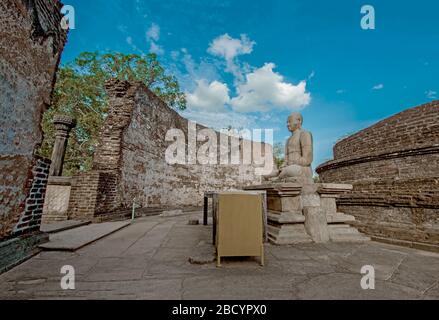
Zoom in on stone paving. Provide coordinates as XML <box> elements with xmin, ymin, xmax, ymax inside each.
<box><xmin>1</xmin><ymin>213</ymin><xmax>439</xmax><ymax>300</ymax></box>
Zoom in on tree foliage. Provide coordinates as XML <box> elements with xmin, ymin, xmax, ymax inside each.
<box><xmin>273</xmin><ymin>142</ymin><xmax>285</xmax><ymax>168</ymax></box>
<box><xmin>38</xmin><ymin>52</ymin><xmax>186</xmax><ymax>176</ymax></box>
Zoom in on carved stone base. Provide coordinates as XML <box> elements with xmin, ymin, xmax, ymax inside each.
<box><xmin>267</xmin><ymin>223</ymin><xmax>313</xmax><ymax>245</ymax></box>
<box><xmin>245</xmin><ymin>182</ymin><xmax>369</xmax><ymax>245</ymax></box>
<box><xmin>42</xmin><ymin>176</ymin><xmax>72</xmax><ymax>224</ymax></box>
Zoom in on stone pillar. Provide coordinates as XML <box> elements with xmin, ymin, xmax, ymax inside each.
<box><xmin>49</xmin><ymin>115</ymin><xmax>76</xmax><ymax>177</ymax></box>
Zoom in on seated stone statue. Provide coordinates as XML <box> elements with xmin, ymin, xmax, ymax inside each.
<box><xmin>265</xmin><ymin>112</ymin><xmax>314</xmax><ymax>183</ymax></box>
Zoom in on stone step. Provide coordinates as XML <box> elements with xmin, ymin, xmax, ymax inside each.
<box><xmin>39</xmin><ymin>221</ymin><xmax>131</xmax><ymax>251</ymax></box>
<box><xmin>267</xmin><ymin>224</ymin><xmax>307</xmax><ymax>236</ymax></box>
<box><xmin>267</xmin><ymin>224</ymin><xmax>313</xmax><ymax>245</ymax></box>
<box><xmin>328</xmin><ymin>225</ymin><xmax>360</xmax><ymax>236</ymax></box>
<box><xmin>267</xmin><ymin>210</ymin><xmax>305</xmax><ymax>224</ymax></box>
<box><xmin>40</xmin><ymin>220</ymin><xmax>91</xmax><ymax>234</ymax></box>
<box><xmin>268</xmin><ymin>234</ymin><xmax>313</xmax><ymax>245</ymax></box>
<box><xmin>328</xmin><ymin>225</ymin><xmax>370</xmax><ymax>242</ymax></box>
<box><xmin>329</xmin><ymin>233</ymin><xmax>371</xmax><ymax>243</ymax></box>
<box><xmin>41</xmin><ymin>214</ymin><xmax>68</xmax><ymax>223</ymax></box>
<box><xmin>326</xmin><ymin>213</ymin><xmax>356</xmax><ymax>224</ymax></box>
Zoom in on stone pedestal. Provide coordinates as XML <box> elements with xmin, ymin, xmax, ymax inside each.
<box><xmin>245</xmin><ymin>182</ymin><xmax>369</xmax><ymax>245</ymax></box>
<box><xmin>42</xmin><ymin>176</ymin><xmax>72</xmax><ymax>223</ymax></box>
<box><xmin>245</xmin><ymin>183</ymin><xmax>312</xmax><ymax>244</ymax></box>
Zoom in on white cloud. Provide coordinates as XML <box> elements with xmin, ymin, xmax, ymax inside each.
<box><xmin>230</xmin><ymin>63</ymin><xmax>311</xmax><ymax>112</ymax></box>
<box><xmin>426</xmin><ymin>90</ymin><xmax>437</xmax><ymax>99</ymax></box>
<box><xmin>336</xmin><ymin>89</ymin><xmax>346</xmax><ymax>94</ymax></box>
<box><xmin>117</xmin><ymin>25</ymin><xmax>128</xmax><ymax>33</ymax></box>
<box><xmin>208</xmin><ymin>34</ymin><xmax>255</xmax><ymax>81</ymax></box>
<box><xmin>372</xmin><ymin>84</ymin><xmax>384</xmax><ymax>90</ymax></box>
<box><xmin>208</xmin><ymin>33</ymin><xmax>255</xmax><ymax>60</ymax></box>
<box><xmin>179</xmin><ymin>109</ymin><xmax>258</xmax><ymax>131</ymax></box>
<box><xmin>171</xmin><ymin>50</ymin><xmax>180</xmax><ymax>61</ymax></box>
<box><xmin>146</xmin><ymin>23</ymin><xmax>160</xmax><ymax>42</ymax></box>
<box><xmin>168</xmin><ymin>49</ymin><xmax>222</xmax><ymax>93</ymax></box>
<box><xmin>145</xmin><ymin>23</ymin><xmax>164</xmax><ymax>55</ymax></box>
<box><xmin>149</xmin><ymin>42</ymin><xmax>164</xmax><ymax>55</ymax></box>
<box><xmin>186</xmin><ymin>80</ymin><xmax>230</xmax><ymax>112</ymax></box>
<box><xmin>125</xmin><ymin>36</ymin><xmax>146</xmax><ymax>56</ymax></box>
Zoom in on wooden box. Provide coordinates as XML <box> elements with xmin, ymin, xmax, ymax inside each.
<box><xmin>215</xmin><ymin>192</ymin><xmax>264</xmax><ymax>267</ymax></box>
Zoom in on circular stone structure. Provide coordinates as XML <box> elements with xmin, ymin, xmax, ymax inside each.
<box><xmin>316</xmin><ymin>101</ymin><xmax>439</xmax><ymax>251</ymax></box>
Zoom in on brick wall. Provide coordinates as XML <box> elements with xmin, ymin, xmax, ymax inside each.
<box><xmin>68</xmin><ymin>171</ymin><xmax>120</xmax><ymax>219</ymax></box>
<box><xmin>333</xmin><ymin>101</ymin><xmax>439</xmax><ymax>160</ymax></box>
<box><xmin>13</xmin><ymin>157</ymin><xmax>51</xmax><ymax>236</ymax></box>
<box><xmin>117</xmin><ymin>81</ymin><xmax>265</xmax><ymax>209</ymax></box>
<box><xmin>68</xmin><ymin>79</ymin><xmax>267</xmax><ymax>219</ymax></box>
<box><xmin>0</xmin><ymin>0</ymin><xmax>67</xmax><ymax>240</ymax></box>
<box><xmin>68</xmin><ymin>172</ymin><xmax>99</xmax><ymax>220</ymax></box>
<box><xmin>317</xmin><ymin>101</ymin><xmax>439</xmax><ymax>249</ymax></box>
<box><xmin>1</xmin><ymin>156</ymin><xmax>51</xmax><ymax>239</ymax></box>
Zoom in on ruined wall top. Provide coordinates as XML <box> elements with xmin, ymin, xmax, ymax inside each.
<box><xmin>331</xmin><ymin>101</ymin><xmax>439</xmax><ymax>161</ymax></box>
<box><xmin>0</xmin><ymin>0</ymin><xmax>68</xmax><ymax>157</ymax></box>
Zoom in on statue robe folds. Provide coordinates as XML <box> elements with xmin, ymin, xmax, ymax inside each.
<box><xmin>278</xmin><ymin>129</ymin><xmax>313</xmax><ymax>182</ymax></box>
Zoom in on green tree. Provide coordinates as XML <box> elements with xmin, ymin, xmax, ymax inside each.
<box><xmin>39</xmin><ymin>52</ymin><xmax>186</xmax><ymax>176</ymax></box>
<box><xmin>273</xmin><ymin>142</ymin><xmax>285</xmax><ymax>168</ymax></box>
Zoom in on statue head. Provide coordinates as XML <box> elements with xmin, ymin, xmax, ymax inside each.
<box><xmin>287</xmin><ymin>112</ymin><xmax>303</xmax><ymax>132</ymax></box>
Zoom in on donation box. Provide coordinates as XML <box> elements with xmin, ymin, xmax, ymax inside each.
<box><xmin>215</xmin><ymin>192</ymin><xmax>264</xmax><ymax>267</ymax></box>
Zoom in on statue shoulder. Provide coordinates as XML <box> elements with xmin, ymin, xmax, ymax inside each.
<box><xmin>300</xmin><ymin>129</ymin><xmax>313</xmax><ymax>144</ymax></box>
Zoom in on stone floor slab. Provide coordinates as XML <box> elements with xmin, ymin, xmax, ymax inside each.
<box><xmin>1</xmin><ymin>215</ymin><xmax>439</xmax><ymax>300</ymax></box>
<box><xmin>40</xmin><ymin>220</ymin><xmax>91</xmax><ymax>234</ymax></box>
<box><xmin>39</xmin><ymin>221</ymin><xmax>131</xmax><ymax>251</ymax></box>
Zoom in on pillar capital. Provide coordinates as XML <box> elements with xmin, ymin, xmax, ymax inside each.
<box><xmin>53</xmin><ymin>115</ymin><xmax>76</xmax><ymax>138</ymax></box>
<box><xmin>49</xmin><ymin>114</ymin><xmax>77</xmax><ymax>176</ymax></box>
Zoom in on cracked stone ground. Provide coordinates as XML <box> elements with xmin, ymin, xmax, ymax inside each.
<box><xmin>1</xmin><ymin>214</ymin><xmax>439</xmax><ymax>300</ymax></box>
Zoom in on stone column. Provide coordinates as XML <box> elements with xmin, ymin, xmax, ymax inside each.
<box><xmin>49</xmin><ymin>115</ymin><xmax>76</xmax><ymax>177</ymax></box>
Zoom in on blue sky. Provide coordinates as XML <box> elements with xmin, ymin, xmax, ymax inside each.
<box><xmin>62</xmin><ymin>0</ymin><xmax>439</xmax><ymax>169</ymax></box>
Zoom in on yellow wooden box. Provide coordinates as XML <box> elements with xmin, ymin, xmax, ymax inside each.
<box><xmin>215</xmin><ymin>192</ymin><xmax>264</xmax><ymax>267</ymax></box>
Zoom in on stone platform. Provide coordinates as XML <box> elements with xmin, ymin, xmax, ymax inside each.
<box><xmin>245</xmin><ymin>182</ymin><xmax>369</xmax><ymax>245</ymax></box>
<box><xmin>1</xmin><ymin>213</ymin><xmax>438</xmax><ymax>300</ymax></box>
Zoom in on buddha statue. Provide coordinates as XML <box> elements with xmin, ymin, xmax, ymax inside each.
<box><xmin>266</xmin><ymin>112</ymin><xmax>314</xmax><ymax>183</ymax></box>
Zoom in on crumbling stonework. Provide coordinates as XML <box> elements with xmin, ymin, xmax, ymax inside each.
<box><xmin>317</xmin><ymin>101</ymin><xmax>439</xmax><ymax>250</ymax></box>
<box><xmin>68</xmin><ymin>80</ymin><xmax>266</xmax><ymax>219</ymax></box>
<box><xmin>0</xmin><ymin>0</ymin><xmax>67</xmax><ymax>239</ymax></box>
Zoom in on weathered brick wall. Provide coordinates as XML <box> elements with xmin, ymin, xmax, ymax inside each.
<box><xmin>317</xmin><ymin>101</ymin><xmax>439</xmax><ymax>249</ymax></box>
<box><xmin>333</xmin><ymin>102</ymin><xmax>439</xmax><ymax>159</ymax></box>
<box><xmin>13</xmin><ymin>157</ymin><xmax>51</xmax><ymax>236</ymax></box>
<box><xmin>68</xmin><ymin>172</ymin><xmax>99</xmax><ymax>220</ymax></box>
<box><xmin>69</xmin><ymin>79</ymin><xmax>266</xmax><ymax>218</ymax></box>
<box><xmin>319</xmin><ymin>153</ymin><xmax>439</xmax><ymax>183</ymax></box>
<box><xmin>0</xmin><ymin>0</ymin><xmax>67</xmax><ymax>239</ymax></box>
<box><xmin>92</xmin><ymin>81</ymin><xmax>137</xmax><ymax>171</ymax></box>
<box><xmin>1</xmin><ymin>156</ymin><xmax>51</xmax><ymax>238</ymax></box>
<box><xmin>117</xmin><ymin>81</ymin><xmax>264</xmax><ymax>208</ymax></box>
